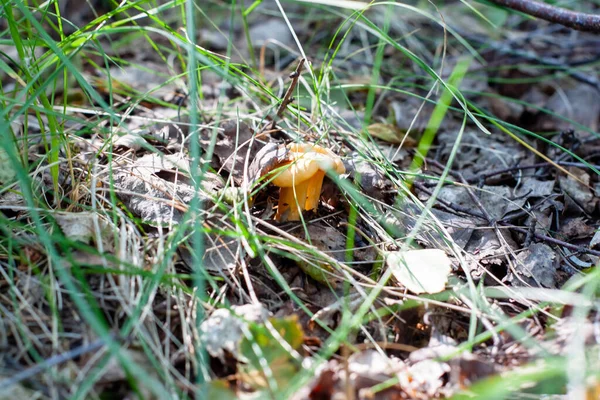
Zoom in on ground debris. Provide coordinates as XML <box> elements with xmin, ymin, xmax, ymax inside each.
<box><xmin>207</xmin><ymin>120</ymin><xmax>264</xmax><ymax>184</ymax></box>
<box><xmin>201</xmin><ymin>304</ymin><xmax>270</xmax><ymax>361</ymax></box>
<box><xmin>110</xmin><ymin>152</ymin><xmax>224</xmax><ymax>225</ymax></box>
<box><xmin>509</xmin><ymin>243</ymin><xmax>559</xmax><ymax>288</ymax></box>
<box><xmin>558</xmin><ymin>167</ymin><xmax>597</xmax><ymax>214</ymax></box>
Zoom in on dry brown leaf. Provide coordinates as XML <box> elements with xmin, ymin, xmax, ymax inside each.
<box><xmin>367</xmin><ymin>122</ymin><xmax>416</xmax><ymax>146</ymax></box>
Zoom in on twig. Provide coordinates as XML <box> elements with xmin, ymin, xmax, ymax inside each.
<box><xmin>507</xmin><ymin>225</ymin><xmax>600</xmax><ymax>257</ymax></box>
<box><xmin>428</xmin><ymin>160</ymin><xmax>496</xmax><ymax>222</ymax></box>
<box><xmin>421</xmin><ymin>161</ymin><xmax>600</xmax><ymax>188</ymax></box>
<box><xmin>413</xmin><ymin>181</ymin><xmax>487</xmax><ymax>221</ymax></box>
<box><xmin>489</xmin><ymin>0</ymin><xmax>600</xmax><ymax>33</ymax></box>
<box><xmin>413</xmin><ymin>170</ymin><xmax>600</xmax><ymax>258</ymax></box>
<box><xmin>0</xmin><ymin>335</ymin><xmax>116</xmax><ymax>390</ymax></box>
<box><xmin>452</xmin><ymin>25</ymin><xmax>600</xmax><ymax>91</ymax></box>
<box><xmin>267</xmin><ymin>58</ymin><xmax>306</xmax><ymax>132</ymax></box>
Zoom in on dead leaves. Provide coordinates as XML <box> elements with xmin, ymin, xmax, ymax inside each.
<box><xmin>292</xmin><ymin>346</ymin><xmax>497</xmax><ymax>400</ymax></box>
<box><xmin>111</xmin><ymin>152</ymin><xmax>224</xmax><ymax>226</ymax></box>
<box><xmin>201</xmin><ymin>304</ymin><xmax>270</xmax><ymax>361</ymax></box>
<box><xmin>6</xmin><ymin>2</ymin><xmax>600</xmax><ymax>399</ymax></box>
<box><xmin>209</xmin><ymin>120</ymin><xmax>263</xmax><ymax>184</ymax></box>
<box><xmin>55</xmin><ymin>211</ymin><xmax>114</xmax><ymax>251</ymax></box>
<box><xmin>510</xmin><ymin>243</ymin><xmax>558</xmax><ymax>287</ymax></box>
<box><xmin>559</xmin><ymin>166</ymin><xmax>597</xmax><ymax>214</ymax></box>
<box><xmin>201</xmin><ymin>304</ymin><xmax>305</xmax><ymax>396</ymax></box>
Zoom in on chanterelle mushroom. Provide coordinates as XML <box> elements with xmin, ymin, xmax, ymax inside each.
<box><xmin>270</xmin><ymin>143</ymin><xmax>345</xmax><ymax>221</ymax></box>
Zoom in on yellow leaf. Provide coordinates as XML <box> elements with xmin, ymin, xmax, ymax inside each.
<box><xmin>367</xmin><ymin>123</ymin><xmax>416</xmax><ymax>146</ymax></box>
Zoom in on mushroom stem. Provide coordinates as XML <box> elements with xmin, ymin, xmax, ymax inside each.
<box><xmin>304</xmin><ymin>170</ymin><xmax>325</xmax><ymax>212</ymax></box>
<box><xmin>276</xmin><ymin>179</ymin><xmax>310</xmax><ymax>221</ymax></box>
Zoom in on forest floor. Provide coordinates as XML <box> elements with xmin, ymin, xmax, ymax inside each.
<box><xmin>1</xmin><ymin>1</ymin><xmax>600</xmax><ymax>399</ymax></box>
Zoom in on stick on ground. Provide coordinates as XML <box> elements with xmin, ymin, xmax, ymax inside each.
<box><xmin>489</xmin><ymin>0</ymin><xmax>600</xmax><ymax>33</ymax></box>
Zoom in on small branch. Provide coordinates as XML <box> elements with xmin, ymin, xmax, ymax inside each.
<box><xmin>0</xmin><ymin>336</ymin><xmax>114</xmax><ymax>390</ymax></box>
<box><xmin>507</xmin><ymin>225</ymin><xmax>600</xmax><ymax>257</ymax></box>
<box><xmin>452</xmin><ymin>25</ymin><xmax>600</xmax><ymax>91</ymax></box>
<box><xmin>490</xmin><ymin>0</ymin><xmax>600</xmax><ymax>33</ymax></box>
<box><xmin>421</xmin><ymin>161</ymin><xmax>600</xmax><ymax>188</ymax></box>
<box><xmin>267</xmin><ymin>58</ymin><xmax>306</xmax><ymax>132</ymax></box>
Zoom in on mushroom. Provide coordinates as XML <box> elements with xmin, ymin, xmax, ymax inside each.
<box><xmin>270</xmin><ymin>143</ymin><xmax>345</xmax><ymax>221</ymax></box>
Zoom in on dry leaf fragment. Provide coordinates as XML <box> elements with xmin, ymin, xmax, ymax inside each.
<box><xmin>400</xmin><ymin>359</ymin><xmax>450</xmax><ymax>398</ymax></box>
<box><xmin>200</xmin><ymin>304</ymin><xmax>270</xmax><ymax>361</ymax></box>
<box><xmin>510</xmin><ymin>243</ymin><xmax>558</xmax><ymax>288</ymax></box>
<box><xmin>55</xmin><ymin>212</ymin><xmax>114</xmax><ymax>251</ymax></box>
<box><xmin>344</xmin><ymin>156</ymin><xmax>393</xmax><ymax>202</ymax></box>
<box><xmin>559</xmin><ymin>167</ymin><xmax>596</xmax><ymax>214</ymax></box>
<box><xmin>542</xmin><ymin>83</ymin><xmax>600</xmax><ymax>133</ymax></box>
<box><xmin>590</xmin><ymin>230</ymin><xmax>600</xmax><ymax>250</ymax></box>
<box><xmin>111</xmin><ymin>152</ymin><xmax>224</xmax><ymax>225</ymax></box>
<box><xmin>367</xmin><ymin>122</ymin><xmax>416</xmax><ymax>146</ymax></box>
<box><xmin>0</xmin><ymin>145</ymin><xmax>17</xmax><ymax>184</ymax></box>
<box><xmin>387</xmin><ymin>249</ymin><xmax>452</xmax><ymax>294</ymax></box>
<box><xmin>113</xmin><ymin>132</ymin><xmax>148</xmax><ymax>151</ymax></box>
<box><xmin>210</xmin><ymin>120</ymin><xmax>262</xmax><ymax>183</ymax></box>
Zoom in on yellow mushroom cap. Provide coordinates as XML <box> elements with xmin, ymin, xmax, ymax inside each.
<box><xmin>271</xmin><ymin>143</ymin><xmax>345</xmax><ymax>187</ymax></box>
<box><xmin>271</xmin><ymin>143</ymin><xmax>345</xmax><ymax>221</ymax></box>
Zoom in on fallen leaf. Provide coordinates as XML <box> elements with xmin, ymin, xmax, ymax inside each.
<box><xmin>179</xmin><ymin>227</ymin><xmax>241</xmax><ymax>273</ymax></box>
<box><xmin>558</xmin><ymin>217</ymin><xmax>595</xmax><ymax>240</ymax></box>
<box><xmin>111</xmin><ymin>153</ymin><xmax>224</xmax><ymax>225</ymax></box>
<box><xmin>55</xmin><ymin>212</ymin><xmax>114</xmax><ymax>251</ymax></box>
<box><xmin>291</xmin><ymin>351</ymin><xmax>406</xmax><ymax>400</ymax></box>
<box><xmin>387</xmin><ymin>249</ymin><xmax>452</xmax><ymax>294</ymax></box>
<box><xmin>464</xmin><ymin>228</ymin><xmax>518</xmax><ymax>269</ymax></box>
<box><xmin>344</xmin><ymin>156</ymin><xmax>393</xmax><ymax>202</ymax></box>
<box><xmin>209</xmin><ymin>120</ymin><xmax>263</xmax><ymax>184</ymax></box>
<box><xmin>431</xmin><ymin>210</ymin><xmax>476</xmax><ymax>249</ymax></box>
<box><xmin>505</xmin><ymin>178</ymin><xmax>555</xmax><ymax>213</ymax></box>
<box><xmin>400</xmin><ymin>359</ymin><xmax>450</xmax><ymax>399</ymax></box>
<box><xmin>541</xmin><ymin>83</ymin><xmax>600</xmax><ymax>133</ymax></box>
<box><xmin>306</xmin><ymin>369</ymin><xmax>336</xmax><ymax>400</ymax></box>
<box><xmin>590</xmin><ymin>230</ymin><xmax>600</xmax><ymax>250</ymax></box>
<box><xmin>0</xmin><ymin>187</ymin><xmax>24</xmax><ymax>212</ymax></box>
<box><xmin>200</xmin><ymin>304</ymin><xmax>270</xmax><ymax>361</ymax></box>
<box><xmin>0</xmin><ymin>145</ymin><xmax>17</xmax><ymax>184</ymax></box>
<box><xmin>437</xmin><ymin>129</ymin><xmax>525</xmax><ymax>181</ymax></box>
<box><xmin>247</xmin><ymin>143</ymin><xmax>288</xmax><ymax>187</ymax></box>
<box><xmin>289</xmin><ymin>222</ymin><xmax>378</xmax><ymax>286</ymax></box>
<box><xmin>113</xmin><ymin>132</ymin><xmax>148</xmax><ymax>151</ymax></box>
<box><xmin>510</xmin><ymin>243</ymin><xmax>558</xmax><ymax>288</ymax></box>
<box><xmin>436</xmin><ymin>185</ymin><xmax>512</xmax><ymax>220</ymax></box>
<box><xmin>367</xmin><ymin>122</ymin><xmax>415</xmax><ymax>145</ymax></box>
<box><xmin>239</xmin><ymin>315</ymin><xmax>304</xmax><ymax>391</ymax></box>
<box><xmin>559</xmin><ymin>167</ymin><xmax>596</xmax><ymax>214</ymax></box>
